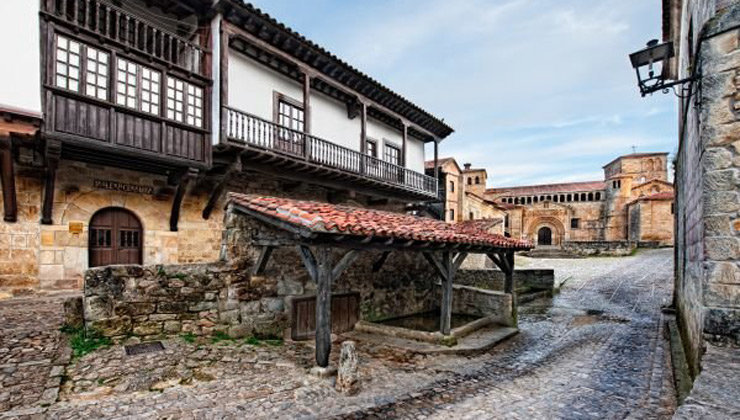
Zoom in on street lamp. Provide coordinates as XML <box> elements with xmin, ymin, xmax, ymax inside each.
<box><xmin>629</xmin><ymin>39</ymin><xmax>697</xmax><ymax>97</ymax></box>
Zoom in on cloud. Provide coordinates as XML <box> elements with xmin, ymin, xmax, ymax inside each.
<box><xmin>252</xmin><ymin>0</ymin><xmax>678</xmax><ymax>187</ymax></box>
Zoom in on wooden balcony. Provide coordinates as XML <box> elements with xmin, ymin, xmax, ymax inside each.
<box><xmin>41</xmin><ymin>0</ymin><xmax>208</xmax><ymax>78</ymax></box>
<box><xmin>224</xmin><ymin>107</ymin><xmax>438</xmax><ymax>200</ymax></box>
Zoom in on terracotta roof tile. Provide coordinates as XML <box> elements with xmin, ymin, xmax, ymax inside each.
<box><xmin>228</xmin><ymin>194</ymin><xmax>531</xmax><ymax>250</ymax></box>
<box><xmin>627</xmin><ymin>192</ymin><xmax>675</xmax><ymax>206</ymax></box>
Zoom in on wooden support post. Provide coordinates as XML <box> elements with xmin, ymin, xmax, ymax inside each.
<box><xmin>170</xmin><ymin>168</ymin><xmax>198</xmax><ymax>232</ymax></box>
<box><xmin>297</xmin><ymin>246</ymin><xmax>360</xmax><ymax>368</ymax></box>
<box><xmin>0</xmin><ymin>137</ymin><xmax>17</xmax><ymax>222</ymax></box>
<box><xmin>433</xmin><ymin>139</ymin><xmax>439</xmax><ymax>199</ymax></box>
<box><xmin>359</xmin><ymin>101</ymin><xmax>367</xmax><ymax>174</ymax></box>
<box><xmin>41</xmin><ymin>140</ymin><xmax>61</xmax><ymax>225</ymax></box>
<box><xmin>252</xmin><ymin>245</ymin><xmax>274</xmax><ymax>275</ymax></box>
<box><xmin>423</xmin><ymin>251</ymin><xmax>467</xmax><ymax>335</ymax></box>
<box><xmin>487</xmin><ymin>250</ymin><xmax>517</xmax><ymax>323</ymax></box>
<box><xmin>302</xmin><ymin>73</ymin><xmax>311</xmax><ymax>134</ymax></box>
<box><xmin>401</xmin><ymin>123</ymin><xmax>408</xmax><ymax>167</ymax></box>
<box><xmin>314</xmin><ymin>246</ymin><xmax>333</xmax><ymax>368</ymax></box>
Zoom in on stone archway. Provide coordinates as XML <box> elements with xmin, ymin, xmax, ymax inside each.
<box><xmin>525</xmin><ymin>217</ymin><xmax>567</xmax><ymax>247</ymax></box>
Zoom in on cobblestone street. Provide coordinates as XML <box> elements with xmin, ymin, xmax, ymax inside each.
<box><xmin>0</xmin><ymin>249</ymin><xmax>676</xmax><ymax>419</ymax></box>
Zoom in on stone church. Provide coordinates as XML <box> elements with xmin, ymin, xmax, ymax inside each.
<box><xmin>486</xmin><ymin>153</ymin><xmax>675</xmax><ymax>254</ymax></box>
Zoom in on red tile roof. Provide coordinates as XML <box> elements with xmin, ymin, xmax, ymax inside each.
<box><xmin>228</xmin><ymin>194</ymin><xmax>531</xmax><ymax>250</ymax></box>
<box><xmin>424</xmin><ymin>157</ymin><xmax>457</xmax><ymax>170</ymax></box>
<box><xmin>627</xmin><ymin>192</ymin><xmax>675</xmax><ymax>206</ymax></box>
<box><xmin>487</xmin><ymin>180</ymin><xmax>606</xmax><ymax>196</ymax></box>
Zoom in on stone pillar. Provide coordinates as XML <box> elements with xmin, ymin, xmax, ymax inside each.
<box><xmin>336</xmin><ymin>341</ymin><xmax>360</xmax><ymax>394</ymax></box>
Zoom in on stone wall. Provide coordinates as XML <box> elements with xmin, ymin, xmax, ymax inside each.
<box><xmin>562</xmin><ymin>240</ymin><xmax>636</xmax><ymax>256</ymax></box>
<box><xmin>455</xmin><ymin>268</ymin><xmax>554</xmax><ymax>293</ymax></box>
<box><xmin>449</xmin><ymin>284</ymin><xmax>514</xmax><ymax>326</ymax></box>
<box><xmin>673</xmin><ymin>1</ymin><xmax>740</xmax><ymax>376</ymax></box>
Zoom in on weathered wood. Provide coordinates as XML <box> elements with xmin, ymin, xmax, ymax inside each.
<box><xmin>0</xmin><ymin>137</ymin><xmax>17</xmax><ymax>222</ymax></box>
<box><xmin>439</xmin><ymin>251</ymin><xmax>453</xmax><ymax>335</ymax></box>
<box><xmin>252</xmin><ymin>245</ymin><xmax>274</xmax><ymax>275</ymax></box>
<box><xmin>314</xmin><ymin>246</ymin><xmax>333</xmax><ymax>368</ymax></box>
<box><xmin>303</xmin><ymin>72</ymin><xmax>311</xmax><ymax>134</ymax></box>
<box><xmin>41</xmin><ymin>140</ymin><xmax>61</xmax><ymax>225</ymax></box>
<box><xmin>331</xmin><ymin>249</ymin><xmax>359</xmax><ymax>281</ymax></box>
<box><xmin>372</xmin><ymin>251</ymin><xmax>391</xmax><ymax>272</ymax></box>
<box><xmin>297</xmin><ymin>245</ymin><xmax>318</xmax><ymax>281</ymax></box>
<box><xmin>401</xmin><ymin>123</ymin><xmax>407</xmax><ymax>167</ymax></box>
<box><xmin>169</xmin><ymin>168</ymin><xmax>198</xmax><ymax>231</ymax></box>
<box><xmin>452</xmin><ymin>252</ymin><xmax>468</xmax><ymax>276</ymax></box>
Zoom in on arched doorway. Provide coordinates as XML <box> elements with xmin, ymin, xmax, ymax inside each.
<box><xmin>537</xmin><ymin>227</ymin><xmax>552</xmax><ymax>246</ymax></box>
<box><xmin>89</xmin><ymin>208</ymin><xmax>143</xmax><ymax>267</ymax></box>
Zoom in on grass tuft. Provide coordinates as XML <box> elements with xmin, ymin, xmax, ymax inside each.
<box><xmin>180</xmin><ymin>332</ymin><xmax>197</xmax><ymax>343</ymax></box>
<box><xmin>211</xmin><ymin>331</ymin><xmax>234</xmax><ymax>344</ymax></box>
<box><xmin>60</xmin><ymin>325</ymin><xmax>112</xmax><ymax>358</ymax></box>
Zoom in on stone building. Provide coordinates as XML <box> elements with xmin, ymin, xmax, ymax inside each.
<box><xmin>424</xmin><ymin>157</ymin><xmax>507</xmax><ymax>228</ymax></box>
<box><xmin>658</xmin><ymin>0</ymin><xmax>740</xmax><ymax>379</ymax></box>
<box><xmin>0</xmin><ymin>0</ymin><xmax>453</xmax><ymax>295</ymax></box>
<box><xmin>486</xmin><ymin>153</ymin><xmax>675</xmax><ymax>253</ymax></box>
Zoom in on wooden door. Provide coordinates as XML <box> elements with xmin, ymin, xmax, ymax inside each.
<box><xmin>89</xmin><ymin>208</ymin><xmax>143</xmax><ymax>267</ymax></box>
<box><xmin>291</xmin><ymin>293</ymin><xmax>360</xmax><ymax>341</ymax></box>
<box><xmin>537</xmin><ymin>227</ymin><xmax>552</xmax><ymax>246</ymax></box>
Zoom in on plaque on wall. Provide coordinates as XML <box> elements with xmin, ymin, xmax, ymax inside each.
<box><xmin>69</xmin><ymin>221</ymin><xmax>84</xmax><ymax>234</ymax></box>
<box><xmin>93</xmin><ymin>179</ymin><xmax>154</xmax><ymax>195</ymax></box>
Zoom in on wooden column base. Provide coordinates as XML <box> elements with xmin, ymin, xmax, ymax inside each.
<box><xmin>0</xmin><ymin>137</ymin><xmax>17</xmax><ymax>222</ymax></box>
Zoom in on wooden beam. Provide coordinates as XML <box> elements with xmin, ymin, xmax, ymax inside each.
<box><xmin>41</xmin><ymin>140</ymin><xmax>61</xmax><ymax>225</ymax></box>
<box><xmin>372</xmin><ymin>251</ymin><xmax>391</xmax><ymax>272</ymax></box>
<box><xmin>0</xmin><ymin>137</ymin><xmax>17</xmax><ymax>222</ymax></box>
<box><xmin>169</xmin><ymin>168</ymin><xmax>198</xmax><ymax>231</ymax></box>
<box><xmin>401</xmin><ymin>122</ymin><xmax>408</xmax><ymax>167</ymax></box>
<box><xmin>452</xmin><ymin>252</ymin><xmax>468</xmax><ymax>276</ymax></box>
<box><xmin>331</xmin><ymin>249</ymin><xmax>359</xmax><ymax>281</ymax></box>
<box><xmin>202</xmin><ymin>157</ymin><xmax>242</xmax><ymax>220</ymax></box>
<box><xmin>252</xmin><ymin>245</ymin><xmax>274</xmax><ymax>275</ymax></box>
<box><xmin>297</xmin><ymin>245</ymin><xmax>318</xmax><ymax>281</ymax></box>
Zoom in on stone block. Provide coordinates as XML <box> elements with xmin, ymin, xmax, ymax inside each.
<box><xmin>336</xmin><ymin>341</ymin><xmax>360</xmax><ymax>395</ymax></box>
<box><xmin>84</xmin><ymin>295</ymin><xmax>112</xmax><ymax>320</ymax></box>
<box><xmin>90</xmin><ymin>317</ymin><xmax>132</xmax><ymax>337</ymax></box>
<box><xmin>163</xmin><ymin>321</ymin><xmax>182</xmax><ymax>334</ymax></box>
<box><xmin>189</xmin><ymin>301</ymin><xmax>217</xmax><ymax>312</ymax></box>
<box><xmin>704</xmin><ymin>169</ymin><xmax>737</xmax><ymax>191</ymax></box>
<box><xmin>261</xmin><ymin>297</ymin><xmax>285</xmax><ymax>313</ymax></box>
<box><xmin>240</xmin><ymin>300</ymin><xmax>261</xmax><ymax>315</ymax></box>
<box><xmin>706</xmin><ymin>262</ymin><xmax>740</xmax><ymax>285</ymax></box>
<box><xmin>219</xmin><ymin>309</ymin><xmax>240</xmax><ymax>325</ymax></box>
<box><xmin>703</xmin><ymin>191</ymin><xmax>739</xmax><ymax>215</ymax></box>
<box><xmin>157</xmin><ymin>302</ymin><xmax>188</xmax><ymax>313</ymax></box>
<box><xmin>149</xmin><ymin>313</ymin><xmax>178</xmax><ymax>321</ymax></box>
<box><xmin>704</xmin><ymin>282</ymin><xmax>740</xmax><ymax>307</ymax></box>
<box><xmin>705</xmin><ymin>237</ymin><xmax>740</xmax><ymax>261</ymax></box>
<box><xmin>63</xmin><ymin>296</ymin><xmax>84</xmax><ymax>328</ymax></box>
<box><xmin>227</xmin><ymin>323</ymin><xmax>253</xmax><ymax>338</ymax></box>
<box><xmin>133</xmin><ymin>321</ymin><xmax>163</xmax><ymax>336</ymax></box>
<box><xmin>704</xmin><ymin>216</ymin><xmax>732</xmax><ymax>237</ymax></box>
<box><xmin>703</xmin><ymin>147</ymin><xmax>733</xmax><ymax>170</ymax></box>
<box><xmin>277</xmin><ymin>278</ymin><xmax>304</xmax><ymax>296</ymax></box>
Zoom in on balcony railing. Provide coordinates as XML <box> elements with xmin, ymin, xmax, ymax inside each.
<box><xmin>226</xmin><ymin>107</ymin><xmax>438</xmax><ymax>197</ymax></box>
<box><xmin>42</xmin><ymin>0</ymin><xmax>207</xmax><ymax>76</ymax></box>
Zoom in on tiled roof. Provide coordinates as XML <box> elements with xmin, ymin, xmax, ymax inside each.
<box><xmin>627</xmin><ymin>192</ymin><xmax>675</xmax><ymax>206</ymax></box>
<box><xmin>487</xmin><ymin>181</ymin><xmax>606</xmax><ymax>196</ymax></box>
<box><xmin>424</xmin><ymin>157</ymin><xmax>457</xmax><ymax>170</ymax></box>
<box><xmin>228</xmin><ymin>194</ymin><xmax>531</xmax><ymax>250</ymax></box>
<box><xmin>631</xmin><ymin>178</ymin><xmax>674</xmax><ymax>190</ymax></box>
<box><xmin>457</xmin><ymin>218</ymin><xmax>503</xmax><ymax>233</ymax></box>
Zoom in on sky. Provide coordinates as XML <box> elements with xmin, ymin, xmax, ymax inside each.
<box><xmin>251</xmin><ymin>0</ymin><xmax>677</xmax><ymax>187</ymax></box>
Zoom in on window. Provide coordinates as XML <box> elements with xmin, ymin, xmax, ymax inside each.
<box><xmin>469</xmin><ymin>212</ymin><xmax>474</xmax><ymax>220</ymax></box>
<box><xmin>449</xmin><ymin>209</ymin><xmax>455</xmax><ymax>221</ymax></box>
<box><xmin>167</xmin><ymin>77</ymin><xmax>203</xmax><ymax>127</ymax></box>
<box><xmin>571</xmin><ymin>218</ymin><xmax>580</xmax><ymax>229</ymax></box>
<box><xmin>116</xmin><ymin>59</ymin><xmax>138</xmax><ymax>109</ymax></box>
<box><xmin>55</xmin><ymin>36</ymin><xmax>81</xmax><ymax>92</ymax></box>
<box><xmin>449</xmin><ymin>180</ymin><xmax>455</xmax><ymax>192</ymax></box>
<box><xmin>475</xmin><ymin>176</ymin><xmax>480</xmax><ymax>184</ymax></box>
<box><xmin>85</xmin><ymin>46</ymin><xmax>109</xmax><ymax>101</ymax></box>
<box><xmin>595</xmin><ymin>192</ymin><xmax>601</xmax><ymax>200</ymax></box>
<box><xmin>384</xmin><ymin>144</ymin><xmax>401</xmax><ymax>166</ymax></box>
<box><xmin>504</xmin><ymin>215</ymin><xmax>509</xmax><ymax>228</ymax></box>
<box><xmin>366</xmin><ymin>139</ymin><xmax>377</xmax><ymax>158</ymax></box>
<box><xmin>117</xmin><ymin>58</ymin><xmax>161</xmax><ymax>116</ymax></box>
<box><xmin>57</xmin><ymin>36</ymin><xmax>110</xmax><ymax>101</ymax></box>
<box><xmin>468</xmin><ymin>177</ymin><xmax>472</xmax><ymax>185</ymax></box>
<box><xmin>276</xmin><ymin>96</ymin><xmax>304</xmax><ymax>132</ymax></box>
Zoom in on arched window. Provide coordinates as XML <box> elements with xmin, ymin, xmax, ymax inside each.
<box><xmin>449</xmin><ymin>181</ymin><xmax>455</xmax><ymax>192</ymax></box>
<box><xmin>469</xmin><ymin>212</ymin><xmax>474</xmax><ymax>220</ymax></box>
<box><xmin>595</xmin><ymin>192</ymin><xmax>601</xmax><ymax>200</ymax></box>
<box><xmin>534</xmin><ymin>196</ymin><xmax>539</xmax><ymax>203</ymax></box>
<box><xmin>567</xmin><ymin>194</ymin><xmax>572</xmax><ymax>202</ymax></box>
<box><xmin>546</xmin><ymin>195</ymin><xmax>552</xmax><ymax>201</ymax></box>
<box><xmin>588</xmin><ymin>193</ymin><xmax>593</xmax><ymax>201</ymax></box>
<box><xmin>527</xmin><ymin>196</ymin><xmax>532</xmax><ymax>204</ymax></box>
<box><xmin>560</xmin><ymin>194</ymin><xmax>565</xmax><ymax>202</ymax></box>
<box><xmin>574</xmin><ymin>194</ymin><xmax>579</xmax><ymax>202</ymax></box>
<box><xmin>553</xmin><ymin>195</ymin><xmax>558</xmax><ymax>202</ymax></box>
<box><xmin>514</xmin><ymin>197</ymin><xmax>520</xmax><ymax>204</ymax></box>
<box><xmin>475</xmin><ymin>176</ymin><xmax>480</xmax><ymax>184</ymax></box>
<box><xmin>581</xmin><ymin>193</ymin><xmax>587</xmax><ymax>201</ymax></box>
<box><xmin>468</xmin><ymin>177</ymin><xmax>472</xmax><ymax>185</ymax></box>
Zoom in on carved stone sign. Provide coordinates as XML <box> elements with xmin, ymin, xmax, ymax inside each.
<box><xmin>93</xmin><ymin>179</ymin><xmax>153</xmax><ymax>195</ymax></box>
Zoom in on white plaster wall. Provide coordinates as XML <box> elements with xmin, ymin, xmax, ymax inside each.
<box><xmin>310</xmin><ymin>90</ymin><xmax>361</xmax><ymax>151</ymax></box>
<box><xmin>228</xmin><ymin>50</ymin><xmax>303</xmax><ymax>122</ymax></box>
<box><xmin>0</xmin><ymin>1</ymin><xmax>41</xmax><ymax>113</ymax></box>
<box><xmin>405</xmin><ymin>137</ymin><xmax>425</xmax><ymax>173</ymax></box>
